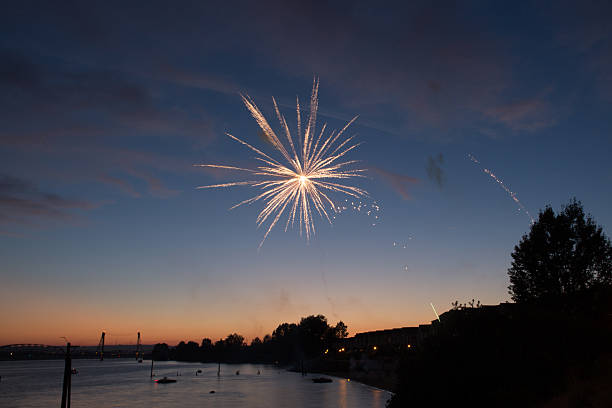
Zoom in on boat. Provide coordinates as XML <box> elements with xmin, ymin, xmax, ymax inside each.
<box><xmin>71</xmin><ymin>368</ymin><xmax>78</xmax><ymax>375</ymax></box>
<box><xmin>312</xmin><ymin>377</ymin><xmax>332</xmax><ymax>383</ymax></box>
<box><xmin>155</xmin><ymin>377</ymin><xmax>177</xmax><ymax>384</ymax></box>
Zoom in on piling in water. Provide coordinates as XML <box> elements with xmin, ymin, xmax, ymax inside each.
<box><xmin>60</xmin><ymin>343</ymin><xmax>71</xmax><ymax>408</ymax></box>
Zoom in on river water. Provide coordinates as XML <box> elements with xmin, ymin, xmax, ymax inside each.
<box><xmin>0</xmin><ymin>360</ymin><xmax>392</xmax><ymax>407</ymax></box>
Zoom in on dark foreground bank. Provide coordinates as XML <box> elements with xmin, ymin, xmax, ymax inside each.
<box><xmin>387</xmin><ymin>287</ymin><xmax>612</xmax><ymax>407</ymax></box>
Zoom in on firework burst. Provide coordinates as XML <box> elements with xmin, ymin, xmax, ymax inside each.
<box><xmin>195</xmin><ymin>79</ymin><xmax>368</xmax><ymax>247</ymax></box>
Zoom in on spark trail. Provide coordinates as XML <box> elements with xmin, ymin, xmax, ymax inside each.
<box><xmin>195</xmin><ymin>79</ymin><xmax>367</xmax><ymax>247</ymax></box>
<box><xmin>468</xmin><ymin>154</ymin><xmax>534</xmax><ymax>224</ymax></box>
<box><xmin>430</xmin><ymin>302</ymin><xmax>441</xmax><ymax>322</ymax></box>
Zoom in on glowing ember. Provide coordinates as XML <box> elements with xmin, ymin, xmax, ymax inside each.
<box><xmin>196</xmin><ymin>79</ymin><xmax>367</xmax><ymax>247</ymax></box>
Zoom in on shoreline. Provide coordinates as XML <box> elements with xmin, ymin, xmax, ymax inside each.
<box><xmin>289</xmin><ymin>368</ymin><xmax>395</xmax><ymax>393</ymax></box>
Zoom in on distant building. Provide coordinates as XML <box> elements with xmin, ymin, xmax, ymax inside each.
<box><xmin>341</xmin><ymin>303</ymin><xmax>516</xmax><ymax>353</ymax></box>
<box><xmin>342</xmin><ymin>323</ymin><xmax>437</xmax><ymax>352</ymax></box>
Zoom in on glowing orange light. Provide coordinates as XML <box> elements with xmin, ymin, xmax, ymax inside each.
<box><xmin>407</xmin><ymin>344</ymin><xmax>411</xmax><ymax>348</ymax></box>
<box><xmin>373</xmin><ymin>346</ymin><xmax>377</xmax><ymax>351</ymax></box>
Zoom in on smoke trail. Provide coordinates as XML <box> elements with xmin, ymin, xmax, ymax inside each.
<box><xmin>321</xmin><ymin>270</ymin><xmax>339</xmax><ymax>320</ymax></box>
<box><xmin>468</xmin><ymin>153</ymin><xmax>534</xmax><ymax>224</ymax></box>
<box><xmin>426</xmin><ymin>153</ymin><xmax>445</xmax><ymax>188</ymax></box>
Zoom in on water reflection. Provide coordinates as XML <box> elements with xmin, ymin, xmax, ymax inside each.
<box><xmin>337</xmin><ymin>376</ymin><xmax>347</xmax><ymax>408</ymax></box>
<box><xmin>0</xmin><ymin>360</ymin><xmax>392</xmax><ymax>408</ymax></box>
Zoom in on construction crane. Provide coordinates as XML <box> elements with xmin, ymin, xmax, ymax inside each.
<box><xmin>96</xmin><ymin>332</ymin><xmax>105</xmax><ymax>361</ymax></box>
<box><xmin>136</xmin><ymin>332</ymin><xmax>143</xmax><ymax>363</ymax></box>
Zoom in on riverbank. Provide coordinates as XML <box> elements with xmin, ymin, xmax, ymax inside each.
<box><xmin>289</xmin><ymin>358</ymin><xmax>397</xmax><ymax>392</ymax></box>
<box><xmin>310</xmin><ymin>369</ymin><xmax>395</xmax><ymax>392</ymax></box>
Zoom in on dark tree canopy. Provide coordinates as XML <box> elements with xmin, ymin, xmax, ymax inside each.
<box><xmin>508</xmin><ymin>199</ymin><xmax>612</xmax><ymax>302</ymax></box>
<box><xmin>171</xmin><ymin>314</ymin><xmax>349</xmax><ymax>364</ymax></box>
<box><xmin>152</xmin><ymin>343</ymin><xmax>169</xmax><ymax>360</ymax></box>
<box><xmin>298</xmin><ymin>314</ymin><xmax>329</xmax><ymax>357</ymax></box>
<box><xmin>334</xmin><ymin>321</ymin><xmax>349</xmax><ymax>339</ymax></box>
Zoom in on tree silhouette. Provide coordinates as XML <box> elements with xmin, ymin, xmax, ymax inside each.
<box><xmin>298</xmin><ymin>315</ymin><xmax>329</xmax><ymax>358</ymax></box>
<box><xmin>333</xmin><ymin>321</ymin><xmax>349</xmax><ymax>338</ymax></box>
<box><xmin>508</xmin><ymin>198</ymin><xmax>612</xmax><ymax>302</ymax></box>
<box><xmin>152</xmin><ymin>343</ymin><xmax>169</xmax><ymax>360</ymax></box>
<box><xmin>272</xmin><ymin>322</ymin><xmax>299</xmax><ymax>363</ymax></box>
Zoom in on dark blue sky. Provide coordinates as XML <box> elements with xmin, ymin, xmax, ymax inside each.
<box><xmin>2</xmin><ymin>1</ymin><xmax>612</xmax><ymax>345</ymax></box>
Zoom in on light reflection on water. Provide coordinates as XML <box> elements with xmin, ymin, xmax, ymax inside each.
<box><xmin>0</xmin><ymin>360</ymin><xmax>392</xmax><ymax>407</ymax></box>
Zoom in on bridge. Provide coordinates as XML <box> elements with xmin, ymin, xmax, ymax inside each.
<box><xmin>0</xmin><ymin>344</ymin><xmax>72</xmax><ymax>350</ymax></box>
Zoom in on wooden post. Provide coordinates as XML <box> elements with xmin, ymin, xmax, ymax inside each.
<box><xmin>60</xmin><ymin>342</ymin><xmax>71</xmax><ymax>408</ymax></box>
<box><xmin>150</xmin><ymin>358</ymin><xmax>154</xmax><ymax>378</ymax></box>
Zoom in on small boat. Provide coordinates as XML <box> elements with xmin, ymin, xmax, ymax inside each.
<box><xmin>155</xmin><ymin>377</ymin><xmax>177</xmax><ymax>384</ymax></box>
<box><xmin>312</xmin><ymin>377</ymin><xmax>332</xmax><ymax>383</ymax></box>
<box><xmin>71</xmin><ymin>368</ymin><xmax>78</xmax><ymax>375</ymax></box>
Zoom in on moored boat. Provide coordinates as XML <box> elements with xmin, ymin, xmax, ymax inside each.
<box><xmin>155</xmin><ymin>377</ymin><xmax>177</xmax><ymax>384</ymax></box>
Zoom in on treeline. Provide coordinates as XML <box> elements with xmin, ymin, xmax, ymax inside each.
<box><xmin>152</xmin><ymin>314</ymin><xmax>348</xmax><ymax>365</ymax></box>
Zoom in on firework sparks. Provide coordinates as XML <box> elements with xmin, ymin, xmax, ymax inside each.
<box><xmin>468</xmin><ymin>153</ymin><xmax>534</xmax><ymax>224</ymax></box>
<box><xmin>196</xmin><ymin>79</ymin><xmax>367</xmax><ymax>247</ymax></box>
<box><xmin>430</xmin><ymin>302</ymin><xmax>441</xmax><ymax>322</ymax></box>
<box><xmin>332</xmin><ymin>198</ymin><xmax>381</xmax><ymax>226</ymax></box>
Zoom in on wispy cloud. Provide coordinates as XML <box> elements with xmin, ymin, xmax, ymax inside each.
<box><xmin>0</xmin><ymin>229</ymin><xmax>26</xmax><ymax>237</ymax></box>
<box><xmin>97</xmin><ymin>174</ymin><xmax>141</xmax><ymax>198</ymax></box>
<box><xmin>66</xmin><ymin>147</ymin><xmax>187</xmax><ymax>199</ymax></box>
<box><xmin>125</xmin><ymin>169</ymin><xmax>180</xmax><ymax>198</ymax></box>
<box><xmin>370</xmin><ymin>167</ymin><xmax>418</xmax><ymax>200</ymax></box>
<box><xmin>484</xmin><ymin>97</ymin><xmax>555</xmax><ymax>132</ymax></box>
<box><xmin>0</xmin><ymin>49</ymin><xmax>215</xmax><ymax>148</ymax></box>
<box><xmin>0</xmin><ymin>173</ymin><xmax>100</xmax><ymax>226</ymax></box>
<box><xmin>155</xmin><ymin>64</ymin><xmax>240</xmax><ymax>95</ymax></box>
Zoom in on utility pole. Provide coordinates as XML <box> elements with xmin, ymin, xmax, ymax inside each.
<box><xmin>136</xmin><ymin>332</ymin><xmax>142</xmax><ymax>362</ymax></box>
<box><xmin>60</xmin><ymin>342</ymin><xmax>71</xmax><ymax>408</ymax></box>
<box><xmin>97</xmin><ymin>332</ymin><xmax>105</xmax><ymax>361</ymax></box>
